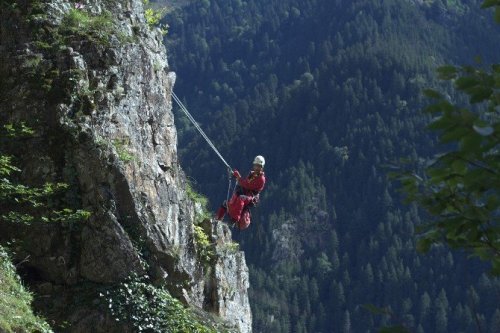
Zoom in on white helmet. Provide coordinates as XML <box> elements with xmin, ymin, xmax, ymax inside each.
<box><xmin>253</xmin><ymin>155</ymin><xmax>265</xmax><ymax>167</ymax></box>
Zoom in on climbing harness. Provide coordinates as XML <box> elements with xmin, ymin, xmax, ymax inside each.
<box><xmin>171</xmin><ymin>90</ymin><xmax>232</xmax><ymax>170</ymax></box>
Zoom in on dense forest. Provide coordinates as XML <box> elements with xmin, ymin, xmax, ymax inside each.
<box><xmin>161</xmin><ymin>0</ymin><xmax>500</xmax><ymax>332</ymax></box>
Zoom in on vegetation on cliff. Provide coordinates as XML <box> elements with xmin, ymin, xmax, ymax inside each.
<box><xmin>0</xmin><ymin>0</ymin><xmax>248</xmax><ymax>332</ymax></box>
<box><xmin>0</xmin><ymin>246</ymin><xmax>52</xmax><ymax>333</ymax></box>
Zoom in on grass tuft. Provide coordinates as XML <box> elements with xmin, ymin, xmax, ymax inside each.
<box><xmin>0</xmin><ymin>246</ymin><xmax>53</xmax><ymax>333</ymax></box>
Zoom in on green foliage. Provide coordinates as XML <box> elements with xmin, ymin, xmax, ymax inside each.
<box><xmin>102</xmin><ymin>277</ymin><xmax>217</xmax><ymax>333</ymax></box>
<box><xmin>363</xmin><ymin>304</ymin><xmax>413</xmax><ymax>333</ymax></box>
<box><xmin>3</xmin><ymin>4</ymin><xmax>131</xmax><ymax>99</ymax></box>
<box><xmin>186</xmin><ymin>180</ymin><xmax>209</xmax><ymax>210</ymax></box>
<box><xmin>0</xmin><ymin>246</ymin><xmax>53</xmax><ymax>333</ymax></box>
<box><xmin>194</xmin><ymin>225</ymin><xmax>214</xmax><ymax>263</ymax></box>
<box><xmin>143</xmin><ymin>0</ymin><xmax>169</xmax><ymax>35</ymax></box>
<box><xmin>0</xmin><ymin>155</ymin><xmax>20</xmax><ymax>176</ymax></box>
<box><xmin>21</xmin><ymin>55</ymin><xmax>43</xmax><ymax>73</ymax></box>
<box><xmin>2</xmin><ymin>123</ymin><xmax>34</xmax><ymax>138</ymax></box>
<box><xmin>60</xmin><ymin>8</ymin><xmax>118</xmax><ymax>46</ymax></box>
<box><xmin>24</xmin><ymin>4</ymin><xmax>132</xmax><ymax>52</ymax></box>
<box><xmin>0</xmin><ymin>124</ymin><xmax>91</xmax><ymax>226</ymax></box>
<box><xmin>113</xmin><ymin>139</ymin><xmax>136</xmax><ymax>164</ymax></box>
<box><xmin>396</xmin><ymin>51</ymin><xmax>500</xmax><ymax>275</ymax></box>
<box><xmin>315</xmin><ymin>252</ymin><xmax>333</xmax><ymax>277</ymax></box>
<box><xmin>481</xmin><ymin>0</ymin><xmax>500</xmax><ymax>23</ymax></box>
<box><xmin>186</xmin><ymin>182</ymin><xmax>208</xmax><ymax>207</ymax></box>
<box><xmin>221</xmin><ymin>241</ymin><xmax>240</xmax><ymax>254</ymax></box>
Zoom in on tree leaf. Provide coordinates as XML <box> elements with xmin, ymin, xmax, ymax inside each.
<box><xmin>481</xmin><ymin>0</ymin><xmax>498</xmax><ymax>8</ymax></box>
<box><xmin>423</xmin><ymin>89</ymin><xmax>442</xmax><ymax>99</ymax></box>
<box><xmin>460</xmin><ymin>133</ymin><xmax>483</xmax><ymax>153</ymax></box>
<box><xmin>470</xmin><ymin>87</ymin><xmax>493</xmax><ymax>103</ymax></box>
<box><xmin>472</xmin><ymin>124</ymin><xmax>494</xmax><ymax>136</ymax></box>
<box><xmin>416</xmin><ymin>238</ymin><xmax>432</xmax><ymax>253</ymax></box>
<box><xmin>492</xmin><ymin>259</ymin><xmax>500</xmax><ymax>276</ymax></box>
<box><xmin>455</xmin><ymin>76</ymin><xmax>479</xmax><ymax>90</ymax></box>
<box><xmin>437</xmin><ymin>65</ymin><xmax>458</xmax><ymax>80</ymax></box>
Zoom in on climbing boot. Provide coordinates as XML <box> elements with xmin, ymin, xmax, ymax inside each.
<box><xmin>215</xmin><ymin>205</ymin><xmax>226</xmax><ymax>221</ymax></box>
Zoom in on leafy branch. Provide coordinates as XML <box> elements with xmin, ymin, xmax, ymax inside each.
<box><xmin>0</xmin><ymin>124</ymin><xmax>90</xmax><ymax>226</ymax></box>
<box><xmin>394</xmin><ymin>45</ymin><xmax>500</xmax><ymax>274</ymax></box>
<box><xmin>143</xmin><ymin>0</ymin><xmax>169</xmax><ymax>35</ymax></box>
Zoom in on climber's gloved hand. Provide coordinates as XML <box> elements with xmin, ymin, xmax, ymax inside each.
<box><xmin>232</xmin><ymin>169</ymin><xmax>241</xmax><ymax>179</ymax></box>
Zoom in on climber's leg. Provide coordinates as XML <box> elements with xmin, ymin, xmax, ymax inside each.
<box><xmin>215</xmin><ymin>201</ymin><xmax>227</xmax><ymax>221</ymax></box>
<box><xmin>228</xmin><ymin>194</ymin><xmax>246</xmax><ymax>223</ymax></box>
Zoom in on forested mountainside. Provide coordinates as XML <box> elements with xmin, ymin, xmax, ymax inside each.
<box><xmin>162</xmin><ymin>0</ymin><xmax>500</xmax><ymax>332</ymax></box>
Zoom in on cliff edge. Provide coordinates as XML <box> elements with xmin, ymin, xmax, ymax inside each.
<box><xmin>0</xmin><ymin>0</ymin><xmax>251</xmax><ymax>332</ymax></box>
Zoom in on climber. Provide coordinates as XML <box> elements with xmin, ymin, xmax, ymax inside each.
<box><xmin>215</xmin><ymin>155</ymin><xmax>266</xmax><ymax>230</ymax></box>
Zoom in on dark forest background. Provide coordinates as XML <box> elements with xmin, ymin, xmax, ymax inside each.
<box><xmin>159</xmin><ymin>0</ymin><xmax>500</xmax><ymax>332</ymax></box>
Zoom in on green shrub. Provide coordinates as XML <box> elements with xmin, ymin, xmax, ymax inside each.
<box><xmin>194</xmin><ymin>225</ymin><xmax>214</xmax><ymax>263</ymax></box>
<box><xmin>143</xmin><ymin>0</ymin><xmax>169</xmax><ymax>35</ymax></box>
<box><xmin>60</xmin><ymin>9</ymin><xmax>116</xmax><ymax>46</ymax></box>
<box><xmin>0</xmin><ymin>246</ymin><xmax>53</xmax><ymax>333</ymax></box>
<box><xmin>113</xmin><ymin>139</ymin><xmax>136</xmax><ymax>163</ymax></box>
<box><xmin>224</xmin><ymin>241</ymin><xmax>240</xmax><ymax>253</ymax></box>
<box><xmin>0</xmin><ymin>124</ymin><xmax>91</xmax><ymax>225</ymax></box>
<box><xmin>185</xmin><ymin>181</ymin><xmax>212</xmax><ymax>228</ymax></box>
<box><xmin>102</xmin><ymin>278</ymin><xmax>217</xmax><ymax>333</ymax></box>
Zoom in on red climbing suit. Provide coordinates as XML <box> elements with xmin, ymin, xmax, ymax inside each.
<box><xmin>218</xmin><ymin>170</ymin><xmax>266</xmax><ymax>229</ymax></box>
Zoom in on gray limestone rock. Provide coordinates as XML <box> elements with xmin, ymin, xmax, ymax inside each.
<box><xmin>0</xmin><ymin>0</ymin><xmax>251</xmax><ymax>331</ymax></box>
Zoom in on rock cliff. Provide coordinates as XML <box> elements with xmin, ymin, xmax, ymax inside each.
<box><xmin>0</xmin><ymin>0</ymin><xmax>251</xmax><ymax>332</ymax></box>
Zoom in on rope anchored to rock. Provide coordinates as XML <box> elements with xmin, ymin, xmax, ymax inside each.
<box><xmin>170</xmin><ymin>89</ymin><xmax>235</xmax><ymax>205</ymax></box>
<box><xmin>171</xmin><ymin>90</ymin><xmax>232</xmax><ymax>171</ymax></box>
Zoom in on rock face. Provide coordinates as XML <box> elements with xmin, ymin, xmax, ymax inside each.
<box><xmin>206</xmin><ymin>220</ymin><xmax>253</xmax><ymax>333</ymax></box>
<box><xmin>0</xmin><ymin>0</ymin><xmax>251</xmax><ymax>332</ymax></box>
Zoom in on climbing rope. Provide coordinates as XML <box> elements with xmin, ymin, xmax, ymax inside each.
<box><xmin>170</xmin><ymin>89</ymin><xmax>237</xmax><ymax>214</ymax></box>
<box><xmin>171</xmin><ymin>90</ymin><xmax>232</xmax><ymax>171</ymax></box>
<box><xmin>226</xmin><ymin>172</ymin><xmax>233</xmax><ymax>206</ymax></box>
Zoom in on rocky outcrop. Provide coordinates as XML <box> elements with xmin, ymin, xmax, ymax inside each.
<box><xmin>206</xmin><ymin>220</ymin><xmax>252</xmax><ymax>333</ymax></box>
<box><xmin>0</xmin><ymin>0</ymin><xmax>251</xmax><ymax>332</ymax></box>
